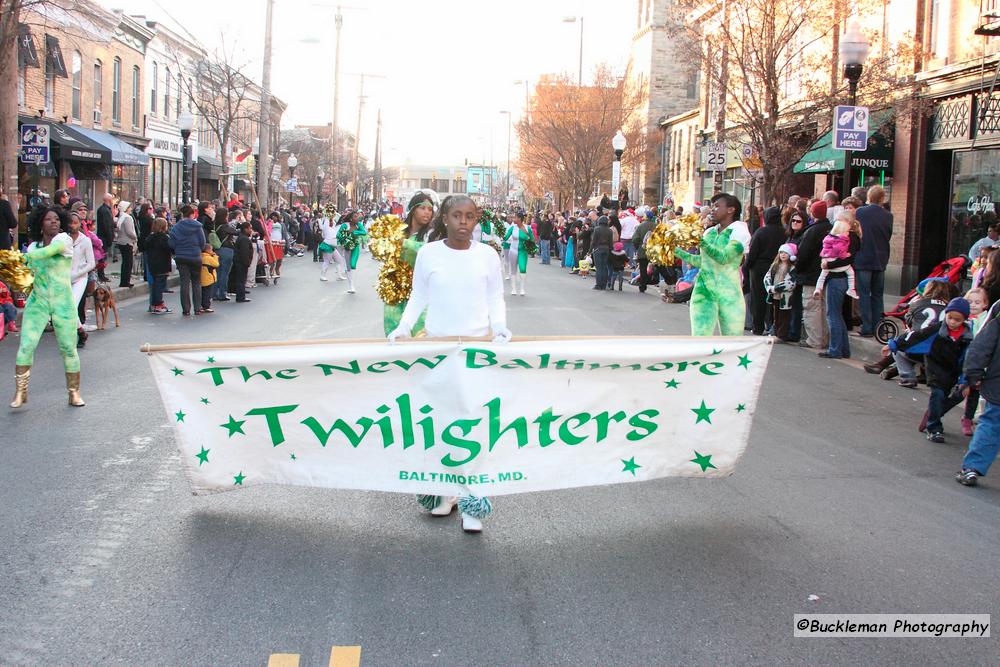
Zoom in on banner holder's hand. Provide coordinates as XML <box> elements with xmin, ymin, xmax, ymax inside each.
<box><xmin>387</xmin><ymin>327</ymin><xmax>410</xmax><ymax>344</ymax></box>
<box><xmin>491</xmin><ymin>326</ymin><xmax>512</xmax><ymax>344</ymax></box>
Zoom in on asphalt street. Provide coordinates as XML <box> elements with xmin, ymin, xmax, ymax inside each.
<box><xmin>0</xmin><ymin>251</ymin><xmax>997</xmax><ymax>666</ymax></box>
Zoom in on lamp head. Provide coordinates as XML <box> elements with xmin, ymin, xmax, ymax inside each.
<box><xmin>287</xmin><ymin>153</ymin><xmax>298</xmax><ymax>169</ymax></box>
<box><xmin>178</xmin><ymin>110</ymin><xmax>195</xmax><ymax>132</ymax></box>
<box><xmin>839</xmin><ymin>20</ymin><xmax>870</xmax><ymax>67</ymax></box>
<box><xmin>612</xmin><ymin>130</ymin><xmax>627</xmax><ymax>152</ymax></box>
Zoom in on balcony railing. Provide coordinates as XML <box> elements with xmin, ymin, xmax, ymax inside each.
<box><xmin>976</xmin><ymin>0</ymin><xmax>1000</xmax><ymax>36</ymax></box>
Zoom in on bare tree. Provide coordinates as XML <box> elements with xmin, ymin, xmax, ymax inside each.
<box><xmin>176</xmin><ymin>42</ymin><xmax>257</xmax><ymax>195</ymax></box>
<box><xmin>514</xmin><ymin>65</ymin><xmax>648</xmax><ymax>209</ymax></box>
<box><xmin>674</xmin><ymin>0</ymin><xmax>922</xmax><ymax>203</ymax></box>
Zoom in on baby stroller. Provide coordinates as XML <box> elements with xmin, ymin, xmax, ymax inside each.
<box><xmin>874</xmin><ymin>256</ymin><xmax>971</xmax><ymax>344</ymax></box>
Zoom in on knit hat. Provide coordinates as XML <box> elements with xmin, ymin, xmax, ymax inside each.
<box><xmin>613</xmin><ymin>241</ymin><xmax>624</xmax><ymax>252</ymax></box>
<box><xmin>778</xmin><ymin>243</ymin><xmax>797</xmax><ymax>261</ymax></box>
<box><xmin>809</xmin><ymin>200</ymin><xmax>827</xmax><ymax>220</ymax></box>
<box><xmin>945</xmin><ymin>297</ymin><xmax>970</xmax><ymax>319</ymax></box>
<box><xmin>916</xmin><ymin>277</ymin><xmax>949</xmax><ymax>295</ymax></box>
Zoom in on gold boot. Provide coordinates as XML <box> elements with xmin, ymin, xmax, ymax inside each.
<box><xmin>10</xmin><ymin>365</ymin><xmax>30</xmax><ymax>408</ymax></box>
<box><xmin>66</xmin><ymin>371</ymin><xmax>85</xmax><ymax>407</ymax></box>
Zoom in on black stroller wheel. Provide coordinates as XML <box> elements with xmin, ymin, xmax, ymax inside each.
<box><xmin>875</xmin><ymin>317</ymin><xmax>902</xmax><ymax>344</ymax></box>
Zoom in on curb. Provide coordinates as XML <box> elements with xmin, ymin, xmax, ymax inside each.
<box><xmin>109</xmin><ymin>275</ymin><xmax>180</xmax><ymax>304</ymax></box>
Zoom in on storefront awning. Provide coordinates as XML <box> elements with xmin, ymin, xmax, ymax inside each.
<box><xmin>793</xmin><ymin>111</ymin><xmax>894</xmax><ymax>174</ymax></box>
<box><xmin>73</xmin><ymin>127</ymin><xmax>149</xmax><ymax>166</ymax></box>
<box><xmin>18</xmin><ymin>116</ymin><xmax>110</xmax><ymax>163</ymax></box>
<box><xmin>197</xmin><ymin>155</ymin><xmax>222</xmax><ymax>182</ymax></box>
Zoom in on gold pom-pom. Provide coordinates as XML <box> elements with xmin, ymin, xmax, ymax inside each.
<box><xmin>376</xmin><ymin>257</ymin><xmax>414</xmax><ymax>305</ymax></box>
<box><xmin>0</xmin><ymin>249</ymin><xmax>34</xmax><ymax>294</ymax></box>
<box><xmin>645</xmin><ymin>213</ymin><xmax>704</xmax><ymax>266</ymax></box>
<box><xmin>367</xmin><ymin>214</ymin><xmax>406</xmax><ymax>262</ymax></box>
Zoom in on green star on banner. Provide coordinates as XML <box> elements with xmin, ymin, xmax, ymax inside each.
<box><xmin>622</xmin><ymin>457</ymin><xmax>641</xmax><ymax>476</ymax></box>
<box><xmin>171</xmin><ymin>367</ymin><xmax>184</xmax><ymax>376</ymax></box>
<box><xmin>206</xmin><ymin>356</ymin><xmax>216</xmax><ymax>363</ymax></box>
<box><xmin>691</xmin><ymin>400</ymin><xmax>715</xmax><ymax>424</ymax></box>
<box><xmin>737</xmin><ymin>354</ymin><xmax>752</xmax><ymax>369</ymax></box>
<box><xmin>663</xmin><ymin>379</ymin><xmax>680</xmax><ymax>389</ymax></box>
<box><xmin>195</xmin><ymin>447</ymin><xmax>210</xmax><ymax>465</ymax></box>
<box><xmin>200</xmin><ymin>397</ymin><xmax>210</xmax><ymax>405</ymax></box>
<box><xmin>290</xmin><ymin>454</ymin><xmax>297</xmax><ymax>461</ymax></box>
<box><xmin>233</xmin><ymin>471</ymin><xmax>246</xmax><ymax>485</ymax></box>
<box><xmin>175</xmin><ymin>410</ymin><xmax>186</xmax><ymax>423</ymax></box>
<box><xmin>220</xmin><ymin>415</ymin><xmax>246</xmax><ymax>437</ymax></box>
<box><xmin>736</xmin><ymin>403</ymin><xmax>746</xmax><ymax>413</ymax></box>
<box><xmin>691</xmin><ymin>451</ymin><xmax>717</xmax><ymax>472</ymax></box>
<box><xmin>712</xmin><ymin>348</ymin><xmax>722</xmax><ymax>355</ymax></box>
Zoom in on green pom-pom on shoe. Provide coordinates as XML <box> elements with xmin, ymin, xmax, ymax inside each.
<box><xmin>417</xmin><ymin>494</ymin><xmax>441</xmax><ymax>511</ymax></box>
<box><xmin>458</xmin><ymin>495</ymin><xmax>493</xmax><ymax>518</ymax></box>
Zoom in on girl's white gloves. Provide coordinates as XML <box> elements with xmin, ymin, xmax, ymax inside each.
<box><xmin>387</xmin><ymin>327</ymin><xmax>409</xmax><ymax>344</ymax></box>
<box><xmin>387</xmin><ymin>326</ymin><xmax>512</xmax><ymax>344</ymax></box>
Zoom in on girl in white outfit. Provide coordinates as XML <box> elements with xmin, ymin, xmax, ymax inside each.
<box><xmin>319</xmin><ymin>214</ymin><xmax>347</xmax><ymax>281</ymax></box>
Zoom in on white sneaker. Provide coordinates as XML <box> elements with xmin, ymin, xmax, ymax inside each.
<box><xmin>347</xmin><ymin>287</ymin><xmax>356</xmax><ymax>294</ymax></box>
<box><xmin>82</xmin><ymin>324</ymin><xmax>98</xmax><ymax>332</ymax></box>
<box><xmin>337</xmin><ymin>274</ymin><xmax>347</xmax><ymax>281</ymax></box>
<box><xmin>430</xmin><ymin>497</ymin><xmax>458</xmax><ymax>516</ymax></box>
<box><xmin>320</xmin><ymin>276</ymin><xmax>329</xmax><ymax>281</ymax></box>
<box><xmin>519</xmin><ymin>289</ymin><xmax>525</xmax><ymax>296</ymax></box>
<box><xmin>461</xmin><ymin>512</ymin><xmax>483</xmax><ymax>533</ymax></box>
<box><xmin>510</xmin><ymin>289</ymin><xmax>517</xmax><ymax>296</ymax></box>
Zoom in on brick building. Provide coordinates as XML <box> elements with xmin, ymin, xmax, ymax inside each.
<box><xmin>17</xmin><ymin>2</ymin><xmax>152</xmax><ymax>208</ymax></box>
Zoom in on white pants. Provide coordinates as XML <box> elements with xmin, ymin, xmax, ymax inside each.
<box><xmin>321</xmin><ymin>249</ymin><xmax>346</xmax><ymax>278</ymax></box>
<box><xmin>71</xmin><ymin>277</ymin><xmax>88</xmax><ymax>326</ymax></box>
<box><xmin>501</xmin><ymin>249</ymin><xmax>511</xmax><ymax>279</ymax></box>
<box><xmin>246</xmin><ymin>243</ymin><xmax>259</xmax><ymax>287</ymax></box>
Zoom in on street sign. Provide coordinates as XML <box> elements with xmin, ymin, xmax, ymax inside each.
<box><xmin>833</xmin><ymin>105</ymin><xmax>869</xmax><ymax>151</ymax></box>
<box><xmin>703</xmin><ymin>142</ymin><xmax>726</xmax><ymax>171</ymax></box>
<box><xmin>286</xmin><ymin>177</ymin><xmax>298</xmax><ymax>193</ymax></box>
<box><xmin>740</xmin><ymin>143</ymin><xmax>763</xmax><ymax>171</ymax></box>
<box><xmin>19</xmin><ymin>123</ymin><xmax>50</xmax><ymax>164</ymax></box>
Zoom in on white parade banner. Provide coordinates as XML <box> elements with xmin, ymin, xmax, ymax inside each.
<box><xmin>145</xmin><ymin>337</ymin><xmax>773</xmax><ymax>497</ymax></box>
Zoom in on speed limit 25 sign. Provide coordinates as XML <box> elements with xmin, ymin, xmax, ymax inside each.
<box><xmin>703</xmin><ymin>142</ymin><xmax>726</xmax><ymax>172</ymax></box>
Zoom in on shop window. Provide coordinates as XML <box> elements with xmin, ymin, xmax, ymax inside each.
<box><xmin>93</xmin><ymin>60</ymin><xmax>102</xmax><ymax>124</ymax></box>
<box><xmin>950</xmin><ymin>149</ymin><xmax>1000</xmax><ymax>259</ymax></box>
<box><xmin>112</xmin><ymin>57</ymin><xmax>121</xmax><ymax>124</ymax></box>
<box><xmin>71</xmin><ymin>51</ymin><xmax>81</xmax><ymax>120</ymax></box>
<box><xmin>132</xmin><ymin>66</ymin><xmax>140</xmax><ymax>128</ymax></box>
<box><xmin>151</xmin><ymin>61</ymin><xmax>157</xmax><ymax>115</ymax></box>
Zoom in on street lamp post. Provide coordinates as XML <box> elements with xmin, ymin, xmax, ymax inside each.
<box><xmin>839</xmin><ymin>20</ymin><xmax>870</xmax><ymax>194</ymax></box>
<box><xmin>178</xmin><ymin>111</ymin><xmax>195</xmax><ymax>205</ymax></box>
<box><xmin>612</xmin><ymin>130</ymin><xmax>626</xmax><ymax>209</ymax></box>
<box><xmin>500</xmin><ymin>111</ymin><xmax>511</xmax><ymax>206</ymax></box>
<box><xmin>287</xmin><ymin>153</ymin><xmax>298</xmax><ymax>204</ymax></box>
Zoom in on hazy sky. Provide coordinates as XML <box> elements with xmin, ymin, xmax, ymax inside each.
<box><xmin>113</xmin><ymin>0</ymin><xmax>635</xmax><ymax>168</ymax></box>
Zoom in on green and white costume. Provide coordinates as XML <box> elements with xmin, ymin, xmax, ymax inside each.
<box><xmin>16</xmin><ymin>232</ymin><xmax>80</xmax><ymax>372</ymax></box>
<box><xmin>675</xmin><ymin>226</ymin><xmax>746</xmax><ymax>336</ymax></box>
<box><xmin>503</xmin><ymin>225</ymin><xmax>532</xmax><ymax>295</ymax></box>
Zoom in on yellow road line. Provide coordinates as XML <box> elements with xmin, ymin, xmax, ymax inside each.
<box><xmin>267</xmin><ymin>654</ymin><xmax>300</xmax><ymax>667</ymax></box>
<box><xmin>329</xmin><ymin>645</ymin><xmax>362</xmax><ymax>667</ymax></box>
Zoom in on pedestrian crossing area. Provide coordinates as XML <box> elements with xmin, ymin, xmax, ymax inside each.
<box><xmin>268</xmin><ymin>645</ymin><xmax>361</xmax><ymax>667</ymax></box>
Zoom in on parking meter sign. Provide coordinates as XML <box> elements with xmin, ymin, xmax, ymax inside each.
<box><xmin>19</xmin><ymin>123</ymin><xmax>50</xmax><ymax>164</ymax></box>
<box><xmin>833</xmin><ymin>105</ymin><xmax>869</xmax><ymax>151</ymax></box>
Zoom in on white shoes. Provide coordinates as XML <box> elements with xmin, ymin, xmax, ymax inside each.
<box><xmin>510</xmin><ymin>288</ymin><xmax>517</xmax><ymax>295</ymax></box>
<box><xmin>337</xmin><ymin>274</ymin><xmax>347</xmax><ymax>281</ymax></box>
<box><xmin>461</xmin><ymin>513</ymin><xmax>482</xmax><ymax>533</ymax></box>
<box><xmin>320</xmin><ymin>275</ymin><xmax>329</xmax><ymax>281</ymax></box>
<box><xmin>430</xmin><ymin>497</ymin><xmax>458</xmax><ymax>516</ymax></box>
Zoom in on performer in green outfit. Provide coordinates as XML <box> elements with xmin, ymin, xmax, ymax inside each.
<box><xmin>502</xmin><ymin>212</ymin><xmax>533</xmax><ymax>296</ymax></box>
<box><xmin>11</xmin><ymin>206</ymin><xmax>85</xmax><ymax>408</ymax></box>
<box><xmin>381</xmin><ymin>191</ymin><xmax>436</xmax><ymax>335</ymax></box>
<box><xmin>674</xmin><ymin>193</ymin><xmax>748</xmax><ymax>336</ymax></box>
<box><xmin>335</xmin><ymin>210</ymin><xmax>368</xmax><ymax>294</ymax></box>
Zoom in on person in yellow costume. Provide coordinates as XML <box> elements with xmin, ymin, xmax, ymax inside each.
<box><xmin>381</xmin><ymin>190</ymin><xmax>437</xmax><ymax>335</ymax></box>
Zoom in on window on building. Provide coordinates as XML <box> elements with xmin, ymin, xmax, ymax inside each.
<box><xmin>112</xmin><ymin>57</ymin><xmax>121</xmax><ymax>123</ymax></box>
<box><xmin>132</xmin><ymin>65</ymin><xmax>140</xmax><ymax>128</ymax></box>
<box><xmin>187</xmin><ymin>78</ymin><xmax>193</xmax><ymax>111</ymax></box>
<box><xmin>19</xmin><ymin>64</ymin><xmax>26</xmax><ymax>109</ymax></box>
<box><xmin>434</xmin><ymin>179</ymin><xmax>450</xmax><ymax>192</ymax></box>
<box><xmin>94</xmin><ymin>60</ymin><xmax>102</xmax><ymax>123</ymax></box>
<box><xmin>176</xmin><ymin>73</ymin><xmax>182</xmax><ymax>116</ymax></box>
<box><xmin>420</xmin><ymin>178</ymin><xmax>432</xmax><ymax>189</ymax></box>
<box><xmin>453</xmin><ymin>179</ymin><xmax>467</xmax><ymax>192</ymax></box>
<box><xmin>164</xmin><ymin>67</ymin><xmax>171</xmax><ymax>119</ymax></box>
<box><xmin>71</xmin><ymin>51</ymin><xmax>82</xmax><ymax>120</ymax></box>
<box><xmin>151</xmin><ymin>61</ymin><xmax>158</xmax><ymax>114</ymax></box>
<box><xmin>44</xmin><ymin>51</ymin><xmax>55</xmax><ymax>115</ymax></box>
<box><xmin>929</xmin><ymin>0</ymin><xmax>950</xmax><ymax>58</ymax></box>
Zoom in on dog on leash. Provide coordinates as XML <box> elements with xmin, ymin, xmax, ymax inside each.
<box><xmin>94</xmin><ymin>283</ymin><xmax>120</xmax><ymax>330</ymax></box>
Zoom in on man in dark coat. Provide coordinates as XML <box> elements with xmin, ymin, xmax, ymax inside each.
<box><xmin>795</xmin><ymin>201</ymin><xmax>833</xmax><ymax>349</ymax></box>
<box><xmin>96</xmin><ymin>193</ymin><xmax>115</xmax><ymax>280</ymax></box>
<box><xmin>0</xmin><ymin>195</ymin><xmax>17</xmax><ymax>250</ymax></box>
<box><xmin>854</xmin><ymin>185</ymin><xmax>894</xmax><ymax>337</ymax></box>
<box><xmin>746</xmin><ymin>206</ymin><xmax>787</xmax><ymax>334</ymax></box>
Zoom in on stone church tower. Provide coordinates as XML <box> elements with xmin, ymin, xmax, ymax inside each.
<box><xmin>627</xmin><ymin>0</ymin><xmax>700</xmax><ymax>205</ymax></box>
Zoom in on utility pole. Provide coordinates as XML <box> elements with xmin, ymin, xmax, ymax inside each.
<box><xmin>373</xmin><ymin>108</ymin><xmax>382</xmax><ymax>202</ymax></box>
<box><xmin>257</xmin><ymin>0</ymin><xmax>275</xmax><ymax>209</ymax></box>
<box><xmin>345</xmin><ymin>72</ymin><xmax>385</xmax><ymax>205</ymax></box>
<box><xmin>333</xmin><ymin>5</ymin><xmax>343</xmax><ymax>208</ymax></box>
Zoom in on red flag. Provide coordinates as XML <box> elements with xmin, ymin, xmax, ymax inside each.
<box><xmin>235</xmin><ymin>147</ymin><xmax>252</xmax><ymax>162</ymax></box>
